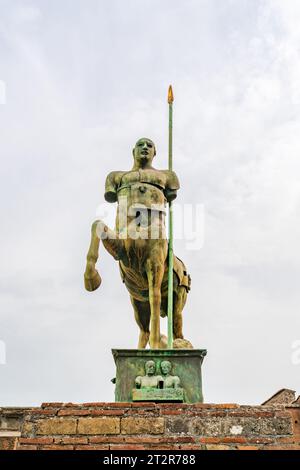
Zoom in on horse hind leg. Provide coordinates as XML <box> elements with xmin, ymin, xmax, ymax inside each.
<box><xmin>173</xmin><ymin>287</ymin><xmax>186</xmax><ymax>340</ymax></box>
<box><xmin>146</xmin><ymin>259</ymin><xmax>165</xmax><ymax>349</ymax></box>
<box><xmin>173</xmin><ymin>287</ymin><xmax>194</xmax><ymax>349</ymax></box>
<box><xmin>130</xmin><ymin>297</ymin><xmax>150</xmax><ymax>349</ymax></box>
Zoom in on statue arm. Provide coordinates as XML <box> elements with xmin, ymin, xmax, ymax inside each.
<box><xmin>104</xmin><ymin>172</ymin><xmax>118</xmax><ymax>203</ymax></box>
<box><xmin>164</xmin><ymin>170</ymin><xmax>180</xmax><ymax>202</ymax></box>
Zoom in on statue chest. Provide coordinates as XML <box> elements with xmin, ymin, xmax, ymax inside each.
<box><xmin>117</xmin><ymin>170</ymin><xmax>167</xmax><ymax>210</ymax></box>
<box><xmin>119</xmin><ymin>169</ymin><xmax>167</xmax><ymax>189</ymax></box>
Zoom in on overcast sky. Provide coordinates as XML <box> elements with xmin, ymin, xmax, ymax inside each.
<box><xmin>0</xmin><ymin>0</ymin><xmax>299</xmax><ymax>406</ymax></box>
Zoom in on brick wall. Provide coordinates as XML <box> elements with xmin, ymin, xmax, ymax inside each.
<box><xmin>0</xmin><ymin>407</ymin><xmax>32</xmax><ymax>450</ymax></box>
<box><xmin>0</xmin><ymin>402</ymin><xmax>298</xmax><ymax>450</ymax></box>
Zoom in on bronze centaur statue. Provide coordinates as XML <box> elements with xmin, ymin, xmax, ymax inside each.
<box><xmin>84</xmin><ymin>138</ymin><xmax>192</xmax><ymax>349</ymax></box>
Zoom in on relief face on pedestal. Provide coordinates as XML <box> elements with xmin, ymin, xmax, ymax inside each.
<box><xmin>132</xmin><ymin>360</ymin><xmax>184</xmax><ymax>402</ymax></box>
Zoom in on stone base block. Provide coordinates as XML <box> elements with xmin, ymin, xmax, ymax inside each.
<box><xmin>112</xmin><ymin>349</ymin><xmax>207</xmax><ymax>403</ymax></box>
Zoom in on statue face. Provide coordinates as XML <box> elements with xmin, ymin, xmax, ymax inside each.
<box><xmin>161</xmin><ymin>361</ymin><xmax>172</xmax><ymax>375</ymax></box>
<box><xmin>145</xmin><ymin>360</ymin><xmax>156</xmax><ymax>376</ymax></box>
<box><xmin>133</xmin><ymin>138</ymin><xmax>155</xmax><ymax>165</ymax></box>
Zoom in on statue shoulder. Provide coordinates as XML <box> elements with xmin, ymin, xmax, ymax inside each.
<box><xmin>104</xmin><ymin>171</ymin><xmax>126</xmax><ymax>203</ymax></box>
<box><xmin>162</xmin><ymin>170</ymin><xmax>180</xmax><ymax>190</ymax></box>
<box><xmin>105</xmin><ymin>171</ymin><xmax>126</xmax><ymax>186</ymax></box>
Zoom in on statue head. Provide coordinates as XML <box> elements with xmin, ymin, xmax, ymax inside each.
<box><xmin>133</xmin><ymin>138</ymin><xmax>156</xmax><ymax>166</ymax></box>
<box><xmin>145</xmin><ymin>360</ymin><xmax>156</xmax><ymax>376</ymax></box>
<box><xmin>161</xmin><ymin>360</ymin><xmax>172</xmax><ymax>376</ymax></box>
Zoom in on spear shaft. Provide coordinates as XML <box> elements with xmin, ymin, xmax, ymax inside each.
<box><xmin>167</xmin><ymin>85</ymin><xmax>174</xmax><ymax>348</ymax></box>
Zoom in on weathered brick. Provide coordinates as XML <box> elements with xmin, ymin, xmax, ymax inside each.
<box><xmin>159</xmin><ymin>403</ymin><xmax>190</xmax><ymax>410</ymax></box>
<box><xmin>81</xmin><ymin>402</ymin><xmax>111</xmax><ymax>407</ymax></box>
<box><xmin>0</xmin><ymin>437</ymin><xmax>17</xmax><ymax>450</ymax></box>
<box><xmin>57</xmin><ymin>409</ymin><xmax>90</xmax><ymax>416</ymax></box>
<box><xmin>77</xmin><ymin>418</ymin><xmax>120</xmax><ymax>435</ymax></box>
<box><xmin>89</xmin><ymin>409</ymin><xmax>125</xmax><ymax>416</ymax></box>
<box><xmin>36</xmin><ymin>418</ymin><xmax>77</xmax><ymax>435</ymax></box>
<box><xmin>275</xmin><ymin>411</ymin><xmax>291</xmax><ymax>418</ymax></box>
<box><xmin>214</xmin><ymin>404</ymin><xmax>239</xmax><ymax>409</ymax></box>
<box><xmin>126</xmin><ymin>408</ymin><xmax>160</xmax><ymax>416</ymax></box>
<box><xmin>31</xmin><ymin>409</ymin><xmax>58</xmax><ymax>416</ymax></box>
<box><xmin>75</xmin><ymin>445</ymin><xmax>109</xmax><ymax>450</ymax></box>
<box><xmin>277</xmin><ymin>436</ymin><xmax>295</xmax><ymax>443</ymax></box>
<box><xmin>89</xmin><ymin>436</ymin><xmax>125</xmax><ymax>444</ymax></box>
<box><xmin>147</xmin><ymin>445</ymin><xmax>180</xmax><ymax>450</ymax></box>
<box><xmin>121</xmin><ymin>417</ymin><xmax>164</xmax><ymax>435</ymax></box>
<box><xmin>41</xmin><ymin>403</ymin><xmax>63</xmax><ymax>408</ymax></box>
<box><xmin>206</xmin><ymin>444</ymin><xmax>232</xmax><ymax>450</ymax></box>
<box><xmin>238</xmin><ymin>445</ymin><xmax>259</xmax><ymax>450</ymax></box>
<box><xmin>19</xmin><ymin>438</ymin><xmax>54</xmax><ymax>445</ymax></box>
<box><xmin>82</xmin><ymin>402</ymin><xmax>130</xmax><ymax>408</ymax></box>
<box><xmin>199</xmin><ymin>437</ymin><xmax>221</xmax><ymax>444</ymax></box>
<box><xmin>225</xmin><ymin>411</ymin><xmax>275</xmax><ymax>418</ymax></box>
<box><xmin>61</xmin><ymin>437</ymin><xmax>88</xmax><ymax>445</ymax></box>
<box><xmin>189</xmin><ymin>411</ymin><xmax>227</xmax><ymax>418</ymax></box>
<box><xmin>110</xmin><ymin>444</ymin><xmax>146</xmax><ymax>450</ymax></box>
<box><xmin>263</xmin><ymin>444</ymin><xmax>300</xmax><ymax>450</ymax></box>
<box><xmin>62</xmin><ymin>403</ymin><xmax>79</xmax><ymax>408</ymax></box>
<box><xmin>247</xmin><ymin>437</ymin><xmax>275</xmax><ymax>444</ymax></box>
<box><xmin>193</xmin><ymin>403</ymin><xmax>238</xmax><ymax>409</ymax></box>
<box><xmin>18</xmin><ymin>445</ymin><xmax>38</xmax><ymax>451</ymax></box>
<box><xmin>131</xmin><ymin>402</ymin><xmax>156</xmax><ymax>408</ymax></box>
<box><xmin>41</xmin><ymin>445</ymin><xmax>74</xmax><ymax>450</ymax></box>
<box><xmin>223</xmin><ymin>436</ymin><xmax>247</xmax><ymax>444</ymax></box>
<box><xmin>160</xmin><ymin>409</ymin><xmax>183</xmax><ymax>416</ymax></box>
<box><xmin>179</xmin><ymin>445</ymin><xmax>203</xmax><ymax>450</ymax></box>
<box><xmin>125</xmin><ymin>436</ymin><xmax>195</xmax><ymax>444</ymax></box>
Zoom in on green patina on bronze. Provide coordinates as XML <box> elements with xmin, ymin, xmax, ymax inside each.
<box><xmin>132</xmin><ymin>388</ymin><xmax>184</xmax><ymax>402</ymax></box>
<box><xmin>132</xmin><ymin>357</ymin><xmax>184</xmax><ymax>402</ymax></box>
<box><xmin>112</xmin><ymin>349</ymin><xmax>207</xmax><ymax>403</ymax></box>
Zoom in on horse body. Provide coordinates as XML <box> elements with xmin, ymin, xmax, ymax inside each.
<box><xmin>84</xmin><ymin>210</ymin><xmax>190</xmax><ymax>349</ymax></box>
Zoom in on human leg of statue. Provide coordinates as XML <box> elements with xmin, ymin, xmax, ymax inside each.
<box><xmin>84</xmin><ymin>220</ymin><xmax>122</xmax><ymax>291</ymax></box>
<box><xmin>84</xmin><ymin>220</ymin><xmax>102</xmax><ymax>291</ymax></box>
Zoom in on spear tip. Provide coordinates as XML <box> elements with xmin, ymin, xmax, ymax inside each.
<box><xmin>168</xmin><ymin>85</ymin><xmax>174</xmax><ymax>104</ymax></box>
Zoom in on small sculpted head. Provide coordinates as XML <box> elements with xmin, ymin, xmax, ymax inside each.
<box><xmin>145</xmin><ymin>360</ymin><xmax>156</xmax><ymax>376</ymax></box>
<box><xmin>161</xmin><ymin>360</ymin><xmax>172</xmax><ymax>376</ymax></box>
<box><xmin>133</xmin><ymin>138</ymin><xmax>156</xmax><ymax>166</ymax></box>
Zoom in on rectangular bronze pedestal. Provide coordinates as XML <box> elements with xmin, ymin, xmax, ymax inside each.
<box><xmin>112</xmin><ymin>349</ymin><xmax>207</xmax><ymax>404</ymax></box>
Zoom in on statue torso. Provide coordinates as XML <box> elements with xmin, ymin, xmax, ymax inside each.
<box><xmin>105</xmin><ymin>167</ymin><xmax>180</xmax><ymax>211</ymax></box>
<box><xmin>135</xmin><ymin>374</ymin><xmax>163</xmax><ymax>388</ymax></box>
<box><xmin>116</xmin><ymin>169</ymin><xmax>169</xmax><ymax>211</ymax></box>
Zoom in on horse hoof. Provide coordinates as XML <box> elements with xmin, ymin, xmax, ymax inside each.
<box><xmin>84</xmin><ymin>270</ymin><xmax>102</xmax><ymax>291</ymax></box>
<box><xmin>173</xmin><ymin>338</ymin><xmax>193</xmax><ymax>349</ymax></box>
